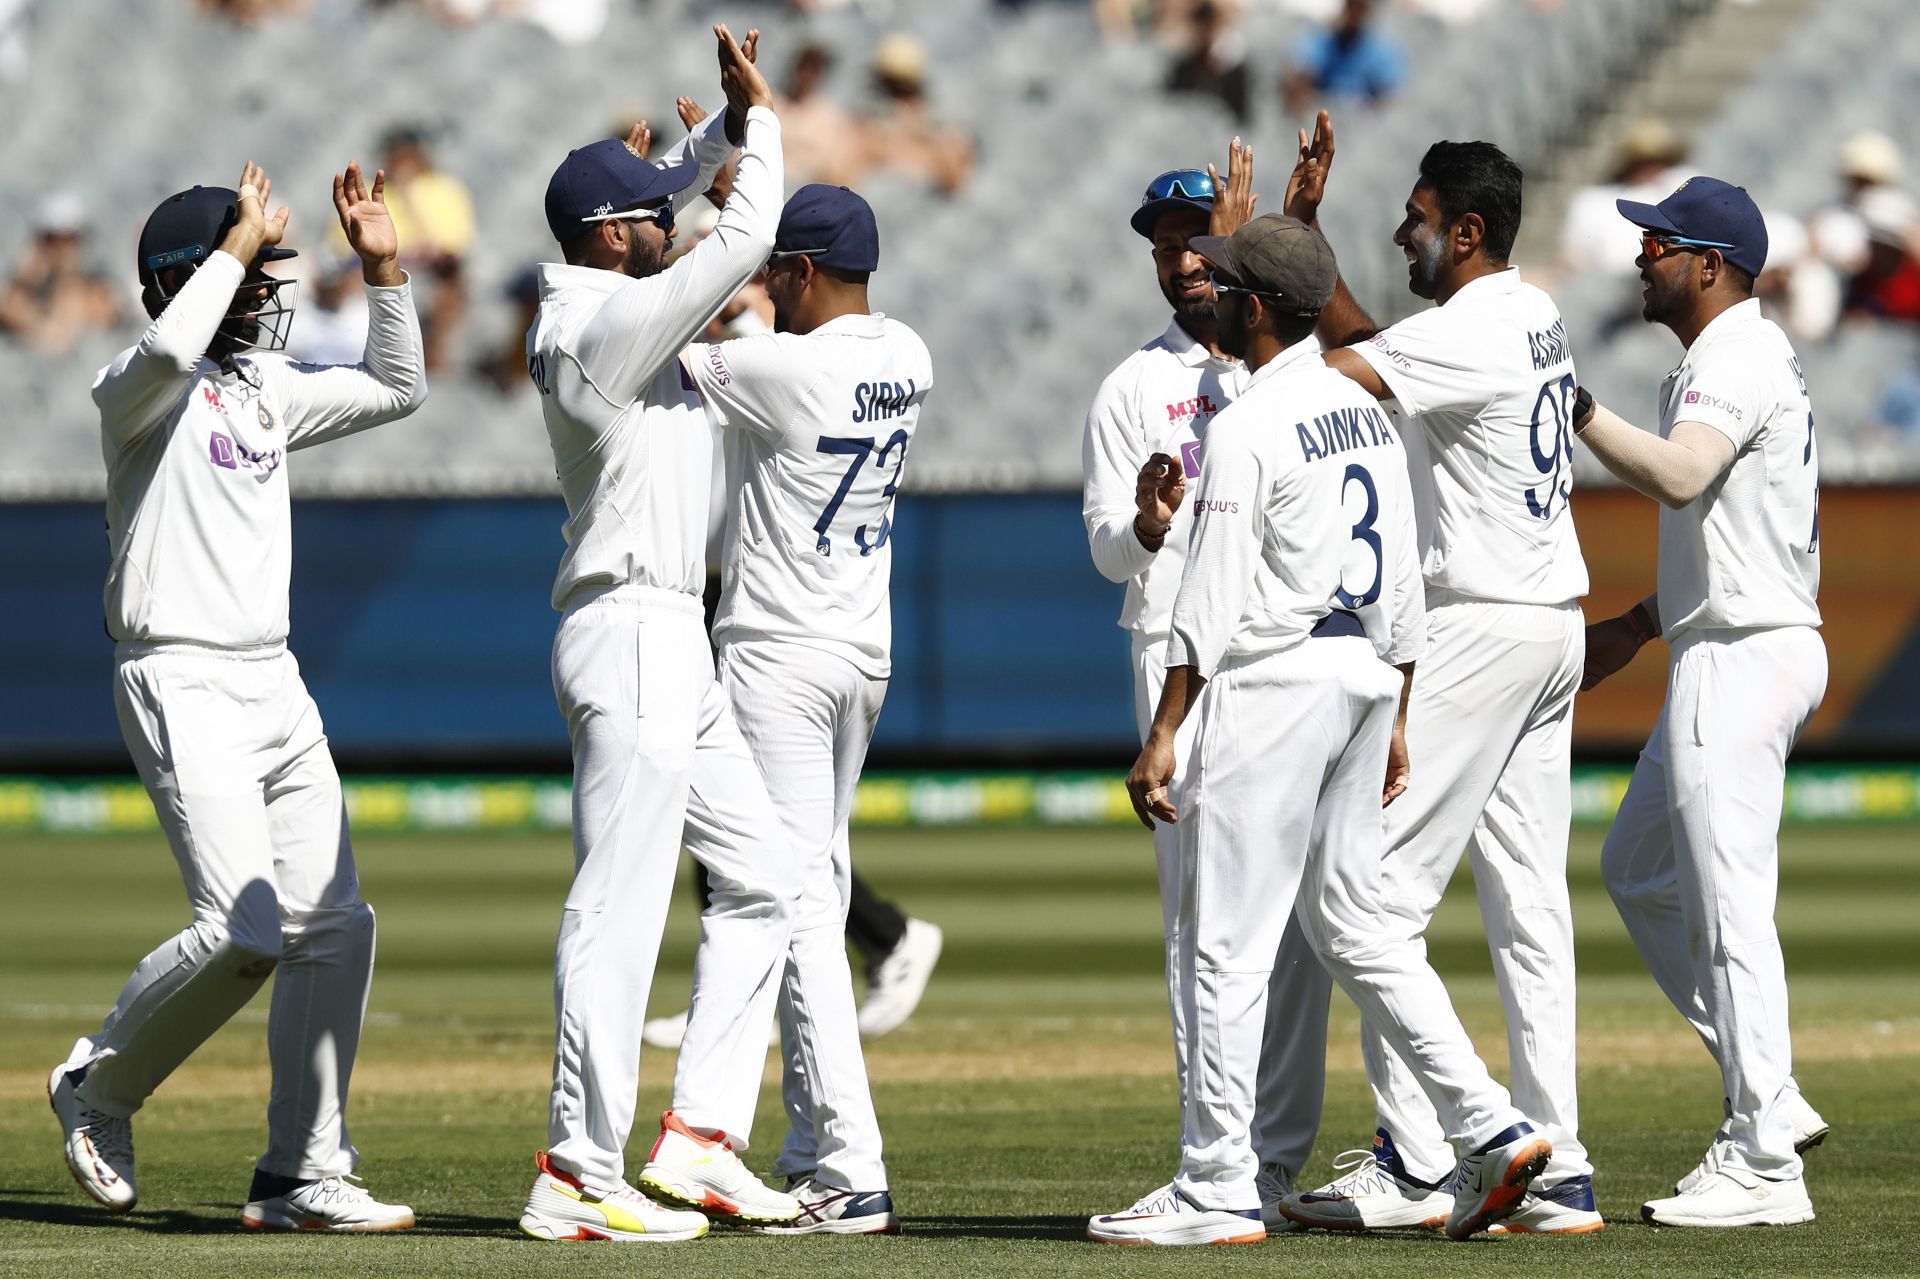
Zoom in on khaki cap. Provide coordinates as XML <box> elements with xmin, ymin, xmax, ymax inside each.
<box><xmin>1190</xmin><ymin>214</ymin><xmax>1337</xmax><ymax>313</ymax></box>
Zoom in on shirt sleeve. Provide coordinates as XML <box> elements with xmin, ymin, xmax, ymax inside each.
<box><xmin>1670</xmin><ymin>346</ymin><xmax>1768</xmax><ymax>450</ymax></box>
<box><xmin>1379</xmin><ymin>457</ymin><xmax>1427</xmax><ymax>666</ymax></box>
<box><xmin>1081</xmin><ymin>364</ymin><xmax>1156</xmax><ymax>585</ymax></box>
<box><xmin>1165</xmin><ymin>424</ymin><xmax>1263</xmax><ymax>678</ymax></box>
<box><xmin>1346</xmin><ymin>308</ymin><xmax>1482</xmax><ymax>418</ymax></box>
<box><xmin>684</xmin><ymin>333</ymin><xmax>814</xmax><ymax>441</ymax></box>
<box><xmin>272</xmin><ymin>274</ymin><xmax>429</xmax><ymax>450</ymax></box>
<box><xmin>91</xmin><ymin>250</ymin><xmax>246</xmax><ymax>446</ymax></box>
<box><xmin>565</xmin><ymin>106</ymin><xmax>782</xmax><ymax>409</ymax></box>
<box><xmin>657</xmin><ymin>106</ymin><xmax>740</xmax><ymax>216</ymax></box>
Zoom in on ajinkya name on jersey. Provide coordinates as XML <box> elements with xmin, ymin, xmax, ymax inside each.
<box><xmin>1296</xmin><ymin>403</ymin><xmax>1397</xmax><ymax>462</ymax></box>
<box><xmin>200</xmin><ymin>380</ymin><xmax>284</xmax><ymax>482</ymax></box>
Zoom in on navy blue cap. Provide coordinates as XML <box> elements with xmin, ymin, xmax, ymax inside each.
<box><xmin>544</xmin><ymin>137</ymin><xmax>702</xmax><ymax>245</ymax></box>
<box><xmin>1617</xmin><ymin>176</ymin><xmax>1768</xmax><ymax>277</ymax></box>
<box><xmin>1130</xmin><ymin>168</ymin><xmax>1215</xmax><ymax>240</ymax></box>
<box><xmin>772</xmin><ymin>184</ymin><xmax>879</xmax><ymax>273</ymax></box>
<box><xmin>137</xmin><ymin>186</ymin><xmax>297</xmax><ymax>282</ymax></box>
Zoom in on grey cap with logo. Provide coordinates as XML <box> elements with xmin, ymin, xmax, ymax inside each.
<box><xmin>1189</xmin><ymin>214</ymin><xmax>1337</xmax><ymax>315</ymax></box>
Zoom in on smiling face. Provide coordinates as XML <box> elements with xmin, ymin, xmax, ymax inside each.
<box><xmin>1152</xmin><ymin>206</ymin><xmax>1216</xmax><ymax>329</ymax></box>
<box><xmin>1391</xmin><ymin>184</ymin><xmax>1450</xmax><ymax>300</ymax></box>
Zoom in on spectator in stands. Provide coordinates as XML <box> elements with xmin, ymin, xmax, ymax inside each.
<box><xmin>375</xmin><ymin>124</ymin><xmax>474</xmax><ymax>370</ymax></box>
<box><xmin>198</xmin><ymin>0</ymin><xmax>304</xmax><ymax>23</ymax></box>
<box><xmin>0</xmin><ymin>194</ymin><xmax>121</xmax><ymax>357</ymax></box>
<box><xmin>1810</xmin><ymin>131</ymin><xmax>1906</xmax><ymax>277</ymax></box>
<box><xmin>1166</xmin><ymin>0</ymin><xmax>1252</xmax><ymax>121</ymax></box>
<box><xmin>1282</xmin><ymin>0</ymin><xmax>1404</xmax><ymax>119</ymax></box>
<box><xmin>1558</xmin><ymin>117</ymin><xmax>1686</xmax><ymax>279</ymax></box>
<box><xmin>860</xmin><ymin>33</ymin><xmax>975</xmax><ymax>197</ymax></box>
<box><xmin>780</xmin><ymin>43</ymin><xmax>865</xmax><ymax>187</ymax></box>
<box><xmin>284</xmin><ymin>256</ymin><xmax>370</xmax><ymax>366</ymax></box>
<box><xmin>1872</xmin><ymin>358</ymin><xmax>1920</xmax><ymax>442</ymax></box>
<box><xmin>1843</xmin><ymin>188</ymin><xmax>1920</xmax><ymax>325</ymax></box>
<box><xmin>0</xmin><ymin>0</ymin><xmax>31</xmax><ymax>83</ymax></box>
<box><xmin>477</xmin><ymin>266</ymin><xmax>541</xmax><ymax>397</ymax></box>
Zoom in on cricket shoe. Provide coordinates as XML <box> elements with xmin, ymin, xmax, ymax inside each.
<box><xmin>858</xmin><ymin>918</ymin><xmax>943</xmax><ymax>1038</ymax></box>
<box><xmin>1676</xmin><ymin>1094</ymin><xmax>1830</xmax><ymax>1196</ymax></box>
<box><xmin>1642</xmin><ymin>1167</ymin><xmax>1815</xmax><ymax>1227</ymax></box>
<box><xmin>1087</xmin><ymin>1183</ymin><xmax>1265</xmax><ymax>1246</ymax></box>
<box><xmin>241</xmin><ymin>1173</ymin><xmax>415</xmax><ymax>1232</ymax></box>
<box><xmin>1255</xmin><ymin>1162</ymin><xmax>1304</xmax><ymax>1231</ymax></box>
<box><xmin>1280</xmin><ymin>1130</ymin><xmax>1451</xmax><ymax>1231</ymax></box>
<box><xmin>636</xmin><ymin>1110</ymin><xmax>799</xmax><ymax>1225</ymax></box>
<box><xmin>1444</xmin><ymin>1122</ymin><xmax>1553</xmax><ymax>1240</ymax></box>
<box><xmin>1485</xmin><ymin>1174</ymin><xmax>1605</xmax><ymax>1235</ymax></box>
<box><xmin>519</xmin><ymin>1150</ymin><xmax>708</xmax><ymax>1242</ymax></box>
<box><xmin>48</xmin><ymin>1063</ymin><xmax>136</xmax><ymax>1212</ymax></box>
<box><xmin>641</xmin><ymin>1009</ymin><xmax>688</xmax><ymax>1050</ymax></box>
<box><xmin>757</xmin><ymin>1178</ymin><xmax>900</xmax><ymax>1235</ymax></box>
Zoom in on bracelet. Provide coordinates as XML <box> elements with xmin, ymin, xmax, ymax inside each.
<box><xmin>1135</xmin><ymin>513</ymin><xmax>1171</xmax><ymax>546</ymax></box>
<box><xmin>1572</xmin><ymin>384</ymin><xmax>1596</xmax><ymax>435</ymax></box>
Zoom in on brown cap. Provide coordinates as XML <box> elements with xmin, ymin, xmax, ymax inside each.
<box><xmin>1190</xmin><ymin>214</ymin><xmax>1336</xmax><ymax>314</ymax></box>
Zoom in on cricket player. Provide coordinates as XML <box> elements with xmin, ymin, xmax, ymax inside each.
<box><xmin>1577</xmin><ymin>177</ymin><xmax>1827</xmax><ymax>1227</ymax></box>
<box><xmin>1088</xmin><ymin>215</ymin><xmax>1553</xmax><ymax>1246</ymax></box>
<box><xmin>679</xmin><ymin>183</ymin><xmax>931</xmax><ymax>1234</ymax></box>
<box><xmin>516</xmin><ymin>26</ymin><xmax>803</xmax><ymax>1243</ymax></box>
<box><xmin>1081</xmin><ymin>145</ymin><xmax>1334</xmax><ymax>1227</ymax></box>
<box><xmin>1273</xmin><ymin>119</ymin><xmax>1599</xmax><ymax>1233</ymax></box>
<box><xmin>50</xmin><ymin>160</ymin><xmax>426</xmax><ymax>1230</ymax></box>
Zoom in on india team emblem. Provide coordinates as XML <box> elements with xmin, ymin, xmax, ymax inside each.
<box><xmin>257</xmin><ymin>404</ymin><xmax>276</xmax><ymax>433</ymax></box>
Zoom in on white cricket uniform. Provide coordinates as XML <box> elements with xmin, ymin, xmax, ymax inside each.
<box><xmin>66</xmin><ymin>249</ymin><xmax>425</xmax><ymax>1182</ymax></box>
<box><xmin>1165</xmin><ymin>339</ymin><xmax>1527</xmax><ymax>1210</ymax></box>
<box><xmin>1081</xmin><ymin>318</ymin><xmax>1331</xmax><ymax>1177</ymax></box>
<box><xmin>684</xmin><ymin>312</ymin><xmax>932</xmax><ymax>1192</ymax></box>
<box><xmin>1341</xmin><ymin>267</ymin><xmax>1592</xmax><ymax>1185</ymax></box>
<box><xmin>1600</xmin><ymin>298</ymin><xmax>1824</xmax><ymax>1179</ymax></box>
<box><xmin>528</xmin><ymin>104</ymin><xmax>800</xmax><ymax>1192</ymax></box>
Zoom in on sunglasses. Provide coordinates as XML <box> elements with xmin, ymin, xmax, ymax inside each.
<box><xmin>1640</xmin><ymin>232</ymin><xmax>1733</xmax><ymax>261</ymax></box>
<box><xmin>1209</xmin><ymin>271</ymin><xmax>1319</xmax><ymax>315</ymax></box>
<box><xmin>620</xmin><ymin>202</ymin><xmax>674</xmax><ymax>233</ymax></box>
<box><xmin>1142</xmin><ymin>169</ymin><xmax>1215</xmax><ymax>206</ymax></box>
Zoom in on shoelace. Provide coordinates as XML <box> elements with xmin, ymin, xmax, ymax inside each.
<box><xmin>80</xmin><ymin>1110</ymin><xmax>133</xmax><ymax>1164</ymax></box>
<box><xmin>1319</xmin><ymin>1149</ymin><xmax>1394</xmax><ymax>1196</ymax></box>
<box><xmin>1126</xmin><ymin>1184</ymin><xmax>1185</xmax><ymax>1216</ymax></box>
<box><xmin>300</xmin><ymin>1174</ymin><xmax>375</xmax><ymax>1207</ymax></box>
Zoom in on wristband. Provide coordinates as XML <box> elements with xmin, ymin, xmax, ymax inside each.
<box><xmin>1623</xmin><ymin>603</ymin><xmax>1657</xmax><ymax>646</ymax></box>
<box><xmin>1572</xmin><ymin>384</ymin><xmax>1596</xmax><ymax>435</ymax></box>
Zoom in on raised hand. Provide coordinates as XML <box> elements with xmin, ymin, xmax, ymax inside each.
<box><xmin>716</xmin><ymin>24</ymin><xmax>773</xmax><ymax>120</ymax></box>
<box><xmin>676</xmin><ymin>96</ymin><xmax>709</xmax><ymax>132</ymax></box>
<box><xmin>332</xmin><ymin>161</ymin><xmax>403</xmax><ymax>285</ymax></box>
<box><xmin>223</xmin><ymin>161</ymin><xmax>291</xmax><ymax>262</ymax></box>
<box><xmin>1206</xmin><ymin>136</ymin><xmax>1257</xmax><ymax>239</ymax></box>
<box><xmin>623</xmin><ymin>119</ymin><xmax>653</xmax><ymax>158</ymax></box>
<box><xmin>1285</xmin><ymin>109</ymin><xmax>1335</xmax><ymax>225</ymax></box>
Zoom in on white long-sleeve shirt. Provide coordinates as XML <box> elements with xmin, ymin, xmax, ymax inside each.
<box><xmin>528</xmin><ymin>105</ymin><xmax>782</xmax><ymax>611</ymax></box>
<box><xmin>686</xmin><ymin>313</ymin><xmax>932</xmax><ymax>679</ymax></box>
<box><xmin>1654</xmin><ymin>298</ymin><xmax>1822</xmax><ymax>640</ymax></box>
<box><xmin>1167</xmin><ymin>340</ymin><xmax>1424</xmax><ymax>677</ymax></box>
<box><xmin>1081</xmin><ymin>318</ymin><xmax>1249</xmax><ymax>641</ymax></box>
<box><xmin>95</xmin><ymin>250</ymin><xmax>426</xmax><ymax>649</ymax></box>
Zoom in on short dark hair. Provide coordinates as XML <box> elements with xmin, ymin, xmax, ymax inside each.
<box><xmin>1416</xmin><ymin>140</ymin><xmax>1523</xmax><ymax>263</ymax></box>
<box><xmin>1721</xmin><ymin>260</ymin><xmax>1756</xmax><ymax>294</ymax></box>
<box><xmin>1271</xmin><ymin>308</ymin><xmax>1318</xmax><ymax>347</ymax></box>
<box><xmin>561</xmin><ymin>227</ymin><xmax>598</xmax><ymax>266</ymax></box>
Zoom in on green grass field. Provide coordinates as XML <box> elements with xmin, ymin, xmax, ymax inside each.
<box><xmin>3</xmin><ymin>823</ymin><xmax>1917</xmax><ymax>1277</ymax></box>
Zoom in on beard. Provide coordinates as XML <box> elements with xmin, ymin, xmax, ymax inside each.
<box><xmin>1640</xmin><ymin>261</ymin><xmax>1689</xmax><ymax>325</ymax></box>
<box><xmin>1215</xmin><ymin>298</ymin><xmax>1250</xmax><ymax>359</ymax></box>
<box><xmin>1406</xmin><ymin>233</ymin><xmax>1446</xmax><ymax>299</ymax></box>
<box><xmin>621</xmin><ymin>235</ymin><xmax>667</xmax><ymax>279</ymax></box>
<box><xmin>1161</xmin><ymin>276</ymin><xmax>1215</xmax><ymax>332</ymax></box>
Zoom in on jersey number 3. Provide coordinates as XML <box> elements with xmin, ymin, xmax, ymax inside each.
<box><xmin>815</xmin><ymin>431</ymin><xmax>909</xmax><ymax>556</ymax></box>
<box><xmin>1336</xmin><ymin>463</ymin><xmax>1384</xmax><ymax>609</ymax></box>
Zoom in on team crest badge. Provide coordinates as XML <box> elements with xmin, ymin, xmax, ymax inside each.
<box><xmin>257</xmin><ymin>404</ymin><xmax>276</xmax><ymax>433</ymax></box>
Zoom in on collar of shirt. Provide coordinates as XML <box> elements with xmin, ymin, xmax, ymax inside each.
<box><xmin>1443</xmin><ymin>264</ymin><xmax>1523</xmax><ymax>306</ymax></box>
<box><xmin>1243</xmin><ymin>335</ymin><xmax>1325</xmax><ymax>389</ymax></box>
<box><xmin>812</xmin><ymin>311</ymin><xmax>889</xmax><ymax>338</ymax></box>
<box><xmin>1665</xmin><ymin>297</ymin><xmax>1764</xmax><ymax>385</ymax></box>
<box><xmin>536</xmin><ymin>261</ymin><xmax>627</xmax><ymax>303</ymax></box>
<box><xmin>1161</xmin><ymin>316</ymin><xmax>1239</xmax><ymax>370</ymax></box>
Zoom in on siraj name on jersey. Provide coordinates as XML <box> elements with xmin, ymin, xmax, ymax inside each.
<box><xmin>1296</xmin><ymin>405</ymin><xmax>1396</xmax><ymax>462</ymax></box>
<box><xmin>852</xmin><ymin>379</ymin><xmax>917</xmax><ymax>423</ymax></box>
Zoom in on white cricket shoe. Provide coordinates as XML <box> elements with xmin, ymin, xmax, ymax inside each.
<box><xmin>858</xmin><ymin>919</ymin><xmax>943</xmax><ymax>1038</ymax></box>
<box><xmin>1444</xmin><ymin>1122</ymin><xmax>1553</xmax><ymax>1240</ymax></box>
<box><xmin>1281</xmin><ymin>1130</ymin><xmax>1451</xmax><ymax>1231</ymax></box>
<box><xmin>1642</xmin><ymin>1167</ymin><xmax>1815</xmax><ymax>1227</ymax></box>
<box><xmin>636</xmin><ymin>1110</ymin><xmax>799</xmax><ymax>1225</ymax></box>
<box><xmin>1486</xmin><ymin>1173</ymin><xmax>1606</xmax><ymax>1235</ymax></box>
<box><xmin>1088</xmin><ymin>1183</ymin><xmax>1265</xmax><ymax>1246</ymax></box>
<box><xmin>641</xmin><ymin>1009</ymin><xmax>689</xmax><ymax>1051</ymax></box>
<box><xmin>241</xmin><ymin>1174</ymin><xmax>415</xmax><ymax>1232</ymax></box>
<box><xmin>1676</xmin><ymin>1092</ymin><xmax>1830</xmax><ymax>1195</ymax></box>
<box><xmin>1255</xmin><ymin>1162</ymin><xmax>1303</xmax><ymax>1231</ymax></box>
<box><xmin>48</xmin><ymin>1064</ymin><xmax>136</xmax><ymax>1212</ymax></box>
<box><xmin>519</xmin><ymin>1150</ymin><xmax>708</xmax><ymax>1242</ymax></box>
<box><xmin>758</xmin><ymin>1178</ymin><xmax>900</xmax><ymax>1235</ymax></box>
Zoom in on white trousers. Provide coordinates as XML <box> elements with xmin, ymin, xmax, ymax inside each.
<box><xmin>1133</xmin><ymin>635</ymin><xmax>1330</xmax><ymax>1177</ymax></box>
<box><xmin>1601</xmin><ymin>625</ymin><xmax>1826</xmax><ymax>1179</ymax></box>
<box><xmin>67</xmin><ymin>644</ymin><xmax>373</xmax><ymax>1181</ymax></box>
<box><xmin>1355</xmin><ymin>594</ymin><xmax>1588</xmax><ymax>1184</ymax></box>
<box><xmin>546</xmin><ymin>588</ymin><xmax>798</xmax><ymax>1192</ymax></box>
<box><xmin>1174</xmin><ymin>638</ymin><xmax>1526</xmax><ymax>1210</ymax></box>
<box><xmin>717</xmin><ymin>637</ymin><xmax>889</xmax><ymax>1192</ymax></box>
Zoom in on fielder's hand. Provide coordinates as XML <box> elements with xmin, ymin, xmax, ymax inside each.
<box><xmin>1581</xmin><ymin>613</ymin><xmax>1645</xmax><ymax>691</ymax></box>
<box><xmin>1127</xmin><ymin>735</ymin><xmax>1179</xmax><ymax>830</ymax></box>
<box><xmin>221</xmin><ymin>161</ymin><xmax>290</xmax><ymax>264</ymax></box>
<box><xmin>1134</xmin><ymin>451</ymin><xmax>1186</xmax><ymax>549</ymax></box>
<box><xmin>1383</xmin><ymin>722</ymin><xmax>1410</xmax><ymax>806</ymax></box>
<box><xmin>333</xmin><ymin>161</ymin><xmax>403</xmax><ymax>286</ymax></box>
<box><xmin>716</xmin><ymin>24</ymin><xmax>773</xmax><ymax>144</ymax></box>
<box><xmin>1207</xmin><ymin>136</ymin><xmax>1257</xmax><ymax>239</ymax></box>
<box><xmin>1285</xmin><ymin>109</ymin><xmax>1334</xmax><ymax>226</ymax></box>
<box><xmin>623</xmin><ymin>119</ymin><xmax>654</xmax><ymax>159</ymax></box>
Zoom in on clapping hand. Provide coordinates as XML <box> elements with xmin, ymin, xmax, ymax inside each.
<box><xmin>1207</xmin><ymin>137</ymin><xmax>1258</xmax><ymax>239</ymax></box>
<box><xmin>332</xmin><ymin>161</ymin><xmax>402</xmax><ymax>285</ymax></box>
<box><xmin>1285</xmin><ymin>110</ymin><xmax>1335</xmax><ymax>226</ymax></box>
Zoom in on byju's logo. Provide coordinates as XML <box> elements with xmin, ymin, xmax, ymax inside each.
<box><xmin>1180</xmin><ymin>438</ymin><xmax>1204</xmax><ymax>478</ymax></box>
<box><xmin>209</xmin><ymin>430</ymin><xmax>282</xmax><ymax>480</ymax></box>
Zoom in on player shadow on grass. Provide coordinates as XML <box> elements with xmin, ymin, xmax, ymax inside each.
<box><xmin>0</xmin><ymin>1190</ymin><xmax>225</xmax><ymax>1233</ymax></box>
<box><xmin>899</xmin><ymin>1214</ymin><xmax>1090</xmax><ymax>1241</ymax></box>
